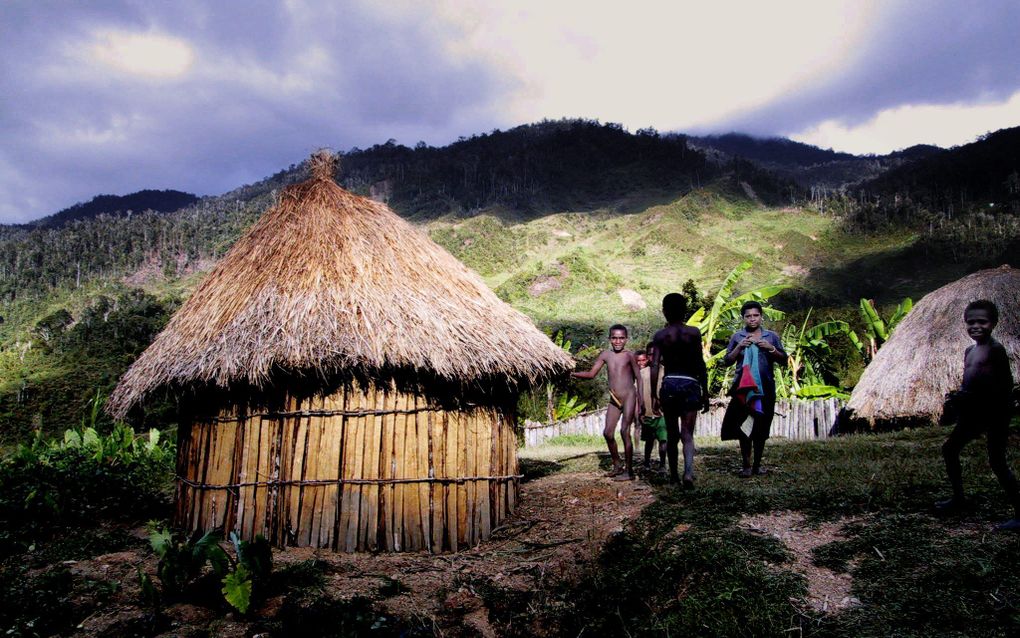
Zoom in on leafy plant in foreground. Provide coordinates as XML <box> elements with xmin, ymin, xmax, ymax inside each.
<box><xmin>0</xmin><ymin>414</ymin><xmax>174</xmax><ymax>558</ymax></box>
<box><xmin>147</xmin><ymin>525</ymin><xmax>273</xmax><ymax>615</ymax></box>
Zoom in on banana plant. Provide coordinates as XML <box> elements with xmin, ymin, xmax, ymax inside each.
<box><xmin>781</xmin><ymin>309</ymin><xmax>853</xmax><ymax>400</ymax></box>
<box><xmin>546</xmin><ymin>330</ymin><xmax>587</xmax><ymax>422</ymax></box>
<box><xmin>553</xmin><ymin>394</ymin><xmax>588</xmax><ymax>421</ymax></box>
<box><xmin>685</xmin><ymin>259</ymin><xmax>787</xmax><ymax>390</ymax></box>
<box><xmin>852</xmin><ymin>297</ymin><xmax>912</xmax><ymax>362</ymax></box>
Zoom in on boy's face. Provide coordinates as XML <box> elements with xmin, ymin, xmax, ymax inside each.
<box><xmin>742</xmin><ymin>308</ymin><xmax>762</xmax><ymax>330</ymax></box>
<box><xmin>964</xmin><ymin>308</ymin><xmax>995</xmax><ymax>342</ymax></box>
<box><xmin>636</xmin><ymin>353</ymin><xmax>649</xmax><ymax>368</ymax></box>
<box><xmin>609</xmin><ymin>329</ymin><xmax>628</xmax><ymax>352</ymax></box>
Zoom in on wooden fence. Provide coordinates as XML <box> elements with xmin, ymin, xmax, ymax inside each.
<box><xmin>522</xmin><ymin>397</ymin><xmax>843</xmax><ymax>447</ymax></box>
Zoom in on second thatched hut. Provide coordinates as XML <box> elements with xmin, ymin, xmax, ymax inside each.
<box><xmin>847</xmin><ymin>265</ymin><xmax>1019</xmax><ymax>425</ymax></box>
<box><xmin>108</xmin><ymin>151</ymin><xmax>573</xmax><ymax>552</ymax></box>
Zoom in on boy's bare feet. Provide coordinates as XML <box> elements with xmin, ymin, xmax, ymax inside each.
<box><xmin>753</xmin><ymin>467</ymin><xmax>768</xmax><ymax>476</ymax></box>
<box><xmin>738</xmin><ymin>468</ymin><xmax>753</xmax><ymax>478</ymax></box>
<box><xmin>996</xmin><ymin>518</ymin><xmax>1020</xmax><ymax>531</ymax></box>
<box><xmin>605</xmin><ymin>466</ymin><xmax>624</xmax><ymax>478</ymax></box>
<box><xmin>682</xmin><ymin>475</ymin><xmax>695</xmax><ymax>490</ymax></box>
<box><xmin>613</xmin><ymin>472</ymin><xmax>636</xmax><ymax>481</ymax></box>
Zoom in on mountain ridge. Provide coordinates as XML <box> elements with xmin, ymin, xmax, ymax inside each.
<box><xmin>31</xmin><ymin>189</ymin><xmax>199</xmax><ymax>229</ymax></box>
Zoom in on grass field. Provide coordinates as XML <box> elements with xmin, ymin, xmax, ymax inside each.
<box><xmin>522</xmin><ymin>426</ymin><xmax>1020</xmax><ymax>637</ymax></box>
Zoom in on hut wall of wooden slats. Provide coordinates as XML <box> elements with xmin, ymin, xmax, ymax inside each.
<box><xmin>174</xmin><ymin>382</ymin><xmax>518</xmax><ymax>553</ymax></box>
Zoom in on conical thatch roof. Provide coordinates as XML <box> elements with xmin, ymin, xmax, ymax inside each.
<box><xmin>108</xmin><ymin>151</ymin><xmax>572</xmax><ymax>417</ymax></box>
<box><xmin>847</xmin><ymin>265</ymin><xmax>1020</xmax><ymax>423</ymax></box>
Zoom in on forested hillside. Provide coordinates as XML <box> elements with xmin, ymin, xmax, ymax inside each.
<box><xmin>0</xmin><ymin>119</ymin><xmax>1017</xmax><ymax>439</ymax></box>
<box><xmin>863</xmin><ymin>126</ymin><xmax>1020</xmax><ymax>213</ymax></box>
<box><xmin>341</xmin><ymin>119</ymin><xmax>720</xmax><ymax>218</ymax></box>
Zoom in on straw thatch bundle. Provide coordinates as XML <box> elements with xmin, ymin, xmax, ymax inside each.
<box><xmin>108</xmin><ymin>151</ymin><xmax>571</xmax><ymax>416</ymax></box>
<box><xmin>847</xmin><ymin>265</ymin><xmax>1020</xmax><ymax>423</ymax></box>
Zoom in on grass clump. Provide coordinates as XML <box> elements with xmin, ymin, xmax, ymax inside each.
<box><xmin>567</xmin><ymin>520</ymin><xmax>808</xmax><ymax>637</ymax></box>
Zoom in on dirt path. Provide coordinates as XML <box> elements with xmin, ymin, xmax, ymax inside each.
<box><xmin>739</xmin><ymin>511</ymin><xmax>860</xmax><ymax>614</ymax></box>
<box><xmin>72</xmin><ymin>470</ymin><xmax>655</xmax><ymax>637</ymax></box>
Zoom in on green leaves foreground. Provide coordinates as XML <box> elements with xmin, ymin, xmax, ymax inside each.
<box><xmin>145</xmin><ymin>526</ymin><xmax>273</xmax><ymax>615</ymax></box>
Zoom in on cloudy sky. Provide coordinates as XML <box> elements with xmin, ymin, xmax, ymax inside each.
<box><xmin>2</xmin><ymin>0</ymin><xmax>1019</xmax><ymax>223</ymax></box>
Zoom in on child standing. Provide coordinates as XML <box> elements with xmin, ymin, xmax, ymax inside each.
<box><xmin>637</xmin><ymin>345</ymin><xmax>667</xmax><ymax>474</ymax></box>
<box><xmin>573</xmin><ymin>325</ymin><xmax>644</xmax><ymax>481</ymax></box>
<box><xmin>651</xmin><ymin>294</ymin><xmax>709</xmax><ymax>487</ymax></box>
<box><xmin>936</xmin><ymin>299</ymin><xmax>1020</xmax><ymax>530</ymax></box>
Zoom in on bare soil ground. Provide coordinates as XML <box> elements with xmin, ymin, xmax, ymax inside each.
<box><xmin>739</xmin><ymin>511</ymin><xmax>860</xmax><ymax>614</ymax></box>
<box><xmin>69</xmin><ymin>469</ymin><xmax>654</xmax><ymax>637</ymax></box>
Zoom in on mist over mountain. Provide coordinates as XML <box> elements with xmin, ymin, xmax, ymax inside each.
<box><xmin>689</xmin><ymin>133</ymin><xmax>944</xmax><ymax>191</ymax></box>
<box><xmin>689</xmin><ymin>133</ymin><xmax>858</xmax><ymax>166</ymax></box>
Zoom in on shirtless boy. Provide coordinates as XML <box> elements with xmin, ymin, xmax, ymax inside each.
<box><xmin>936</xmin><ymin>299</ymin><xmax>1020</xmax><ymax>531</ymax></box>
<box><xmin>651</xmin><ymin>293</ymin><xmax>709</xmax><ymax>487</ymax></box>
<box><xmin>573</xmin><ymin>325</ymin><xmax>644</xmax><ymax>481</ymax></box>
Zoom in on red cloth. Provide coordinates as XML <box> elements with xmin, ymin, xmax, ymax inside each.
<box><xmin>734</xmin><ymin>364</ymin><xmax>759</xmax><ymax>400</ymax></box>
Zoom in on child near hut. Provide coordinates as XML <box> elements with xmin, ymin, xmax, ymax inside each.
<box><xmin>936</xmin><ymin>299</ymin><xmax>1020</xmax><ymax>530</ymax></box>
<box><xmin>573</xmin><ymin>325</ymin><xmax>644</xmax><ymax>481</ymax></box>
<box><xmin>637</xmin><ymin>345</ymin><xmax>668</xmax><ymax>474</ymax></box>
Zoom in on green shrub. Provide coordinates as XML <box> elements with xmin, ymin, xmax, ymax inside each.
<box><xmin>0</xmin><ymin>421</ymin><xmax>174</xmax><ymax>558</ymax></box>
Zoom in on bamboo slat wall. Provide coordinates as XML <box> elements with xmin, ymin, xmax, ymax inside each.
<box><xmin>175</xmin><ymin>382</ymin><xmax>518</xmax><ymax>553</ymax></box>
<box><xmin>523</xmin><ymin>397</ymin><xmax>844</xmax><ymax>447</ymax></box>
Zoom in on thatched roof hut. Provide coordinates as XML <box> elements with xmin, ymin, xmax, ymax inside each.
<box><xmin>847</xmin><ymin>265</ymin><xmax>1020</xmax><ymax>424</ymax></box>
<box><xmin>109</xmin><ymin>151</ymin><xmax>572</xmax><ymax>552</ymax></box>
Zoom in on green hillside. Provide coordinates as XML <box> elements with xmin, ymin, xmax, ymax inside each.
<box><xmin>5</xmin><ymin>176</ymin><xmax>1019</xmax><ymax>441</ymax></box>
<box><xmin>430</xmin><ymin>183</ymin><xmax>917</xmax><ymax>327</ymax></box>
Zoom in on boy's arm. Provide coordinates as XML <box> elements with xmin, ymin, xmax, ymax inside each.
<box><xmin>571</xmin><ymin>352</ymin><xmax>606</xmax><ymax>379</ymax></box>
<box><xmin>694</xmin><ymin>330</ymin><xmax>709</xmax><ymax>410</ymax></box>
<box><xmin>650</xmin><ymin>339</ymin><xmax>661</xmax><ymax>410</ymax></box>
<box><xmin>631</xmin><ymin>352</ymin><xmax>645</xmax><ymax>413</ymax></box>
<box><xmin>993</xmin><ymin>343</ymin><xmax>1015</xmax><ymax>392</ymax></box>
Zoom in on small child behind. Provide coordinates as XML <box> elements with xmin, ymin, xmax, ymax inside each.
<box><xmin>936</xmin><ymin>299</ymin><xmax>1020</xmax><ymax>531</ymax></box>
<box><xmin>573</xmin><ymin>324</ymin><xmax>643</xmax><ymax>481</ymax></box>
<box><xmin>637</xmin><ymin>346</ymin><xmax>667</xmax><ymax>473</ymax></box>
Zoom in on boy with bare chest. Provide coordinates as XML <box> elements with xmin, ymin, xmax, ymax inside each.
<box><xmin>573</xmin><ymin>325</ymin><xmax>644</xmax><ymax>480</ymax></box>
<box><xmin>936</xmin><ymin>300</ymin><xmax>1020</xmax><ymax>530</ymax></box>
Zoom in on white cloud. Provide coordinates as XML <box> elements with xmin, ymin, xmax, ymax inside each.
<box><xmin>432</xmin><ymin>0</ymin><xmax>879</xmax><ymax>130</ymax></box>
<box><xmin>791</xmin><ymin>91</ymin><xmax>1020</xmax><ymax>154</ymax></box>
<box><xmin>89</xmin><ymin>29</ymin><xmax>195</xmax><ymax>78</ymax></box>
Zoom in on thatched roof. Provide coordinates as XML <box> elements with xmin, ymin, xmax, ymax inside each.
<box><xmin>108</xmin><ymin>151</ymin><xmax>572</xmax><ymax>417</ymax></box>
<box><xmin>847</xmin><ymin>265</ymin><xmax>1020</xmax><ymax>423</ymax></box>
